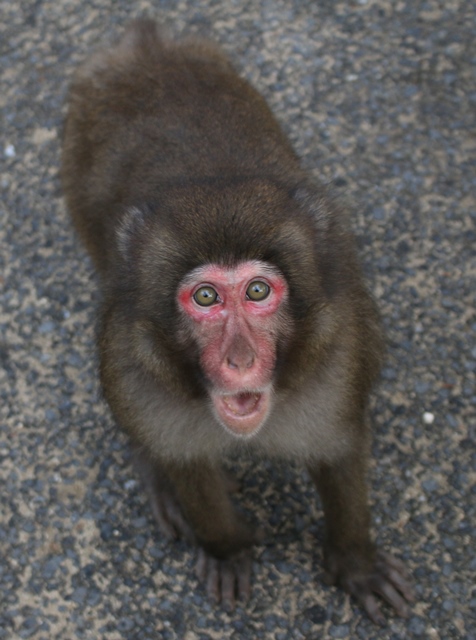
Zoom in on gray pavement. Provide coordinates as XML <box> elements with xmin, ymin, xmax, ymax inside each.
<box><xmin>1</xmin><ymin>1</ymin><xmax>474</xmax><ymax>638</ymax></box>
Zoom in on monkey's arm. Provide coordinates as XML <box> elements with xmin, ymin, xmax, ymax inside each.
<box><xmin>307</xmin><ymin>452</ymin><xmax>414</xmax><ymax>625</ymax></box>
<box><xmin>135</xmin><ymin>450</ymin><xmax>257</xmax><ymax>610</ymax></box>
<box><xmin>169</xmin><ymin>459</ymin><xmax>257</xmax><ymax>609</ymax></box>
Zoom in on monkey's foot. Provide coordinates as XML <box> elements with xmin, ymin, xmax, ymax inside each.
<box><xmin>326</xmin><ymin>549</ymin><xmax>415</xmax><ymax>625</ymax></box>
<box><xmin>196</xmin><ymin>547</ymin><xmax>252</xmax><ymax>611</ymax></box>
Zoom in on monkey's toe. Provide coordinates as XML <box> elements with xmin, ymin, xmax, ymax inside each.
<box><xmin>149</xmin><ymin>487</ymin><xmax>194</xmax><ymax>541</ymax></box>
<box><xmin>327</xmin><ymin>547</ymin><xmax>414</xmax><ymax>624</ymax></box>
<box><xmin>196</xmin><ymin>548</ymin><xmax>252</xmax><ymax>610</ymax></box>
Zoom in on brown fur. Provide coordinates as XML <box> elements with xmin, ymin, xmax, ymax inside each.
<box><xmin>61</xmin><ymin>19</ymin><xmax>413</xmax><ymax>620</ymax></box>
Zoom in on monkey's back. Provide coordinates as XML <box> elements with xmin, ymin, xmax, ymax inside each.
<box><xmin>61</xmin><ymin>20</ymin><xmax>302</xmax><ymax>271</ymax></box>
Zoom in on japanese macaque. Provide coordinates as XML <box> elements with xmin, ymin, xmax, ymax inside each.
<box><xmin>61</xmin><ymin>19</ymin><xmax>414</xmax><ymax>623</ymax></box>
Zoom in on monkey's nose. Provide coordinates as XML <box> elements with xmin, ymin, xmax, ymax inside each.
<box><xmin>226</xmin><ymin>353</ymin><xmax>255</xmax><ymax>371</ymax></box>
<box><xmin>225</xmin><ymin>334</ymin><xmax>256</xmax><ymax>373</ymax></box>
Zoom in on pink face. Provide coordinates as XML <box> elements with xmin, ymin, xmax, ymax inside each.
<box><xmin>177</xmin><ymin>260</ymin><xmax>288</xmax><ymax>438</ymax></box>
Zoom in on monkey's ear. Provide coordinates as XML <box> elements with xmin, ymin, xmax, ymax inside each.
<box><xmin>116</xmin><ymin>206</ymin><xmax>147</xmax><ymax>260</ymax></box>
<box><xmin>291</xmin><ymin>181</ymin><xmax>337</xmax><ymax>235</ymax></box>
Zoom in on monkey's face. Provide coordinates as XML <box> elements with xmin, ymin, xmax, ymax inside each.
<box><xmin>177</xmin><ymin>260</ymin><xmax>289</xmax><ymax>438</ymax></box>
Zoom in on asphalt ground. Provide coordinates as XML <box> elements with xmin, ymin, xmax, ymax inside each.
<box><xmin>1</xmin><ymin>1</ymin><xmax>474</xmax><ymax>639</ymax></box>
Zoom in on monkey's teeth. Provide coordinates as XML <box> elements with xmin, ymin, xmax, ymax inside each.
<box><xmin>222</xmin><ymin>392</ymin><xmax>261</xmax><ymax>416</ymax></box>
<box><xmin>212</xmin><ymin>389</ymin><xmax>271</xmax><ymax>437</ymax></box>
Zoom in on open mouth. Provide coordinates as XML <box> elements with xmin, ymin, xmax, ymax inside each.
<box><xmin>212</xmin><ymin>389</ymin><xmax>271</xmax><ymax>437</ymax></box>
<box><xmin>223</xmin><ymin>392</ymin><xmax>261</xmax><ymax>416</ymax></box>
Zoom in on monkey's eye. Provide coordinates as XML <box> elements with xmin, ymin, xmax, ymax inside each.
<box><xmin>193</xmin><ymin>286</ymin><xmax>218</xmax><ymax>306</ymax></box>
<box><xmin>246</xmin><ymin>280</ymin><xmax>270</xmax><ymax>301</ymax></box>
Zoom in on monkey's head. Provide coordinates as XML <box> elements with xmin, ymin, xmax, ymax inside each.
<box><xmin>114</xmin><ymin>178</ymin><xmax>350</xmax><ymax>439</ymax></box>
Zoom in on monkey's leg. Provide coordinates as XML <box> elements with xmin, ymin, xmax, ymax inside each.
<box><xmin>136</xmin><ymin>450</ymin><xmax>256</xmax><ymax>609</ymax></box>
<box><xmin>133</xmin><ymin>447</ymin><xmax>194</xmax><ymax>542</ymax></box>
<box><xmin>308</xmin><ymin>454</ymin><xmax>415</xmax><ymax>625</ymax></box>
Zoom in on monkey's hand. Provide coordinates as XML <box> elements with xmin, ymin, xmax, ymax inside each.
<box><xmin>324</xmin><ymin>548</ymin><xmax>415</xmax><ymax>625</ymax></box>
<box><xmin>196</xmin><ymin>547</ymin><xmax>253</xmax><ymax>611</ymax></box>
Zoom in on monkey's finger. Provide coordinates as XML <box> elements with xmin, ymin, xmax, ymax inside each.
<box><xmin>220</xmin><ymin>563</ymin><xmax>237</xmax><ymax>612</ymax></box>
<box><xmin>205</xmin><ymin>557</ymin><xmax>221</xmax><ymax>605</ymax></box>
<box><xmin>195</xmin><ymin>548</ymin><xmax>207</xmax><ymax>582</ymax></box>
<box><xmin>376</xmin><ymin>551</ymin><xmax>415</xmax><ymax>602</ymax></box>
<box><xmin>377</xmin><ymin>551</ymin><xmax>413</xmax><ymax>582</ymax></box>
<box><xmin>360</xmin><ymin>593</ymin><xmax>386</xmax><ymax>627</ymax></box>
<box><xmin>236</xmin><ymin>553</ymin><xmax>252</xmax><ymax>603</ymax></box>
<box><xmin>373</xmin><ymin>579</ymin><xmax>411</xmax><ymax>618</ymax></box>
<box><xmin>196</xmin><ymin>550</ymin><xmax>222</xmax><ymax>605</ymax></box>
<box><xmin>384</xmin><ymin>566</ymin><xmax>415</xmax><ymax>602</ymax></box>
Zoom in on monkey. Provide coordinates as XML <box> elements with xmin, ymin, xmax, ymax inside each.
<box><xmin>61</xmin><ymin>19</ymin><xmax>414</xmax><ymax>624</ymax></box>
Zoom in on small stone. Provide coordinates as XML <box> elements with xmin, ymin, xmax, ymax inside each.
<box><xmin>4</xmin><ymin>144</ymin><xmax>15</xmax><ymax>158</ymax></box>
<box><xmin>423</xmin><ymin>412</ymin><xmax>435</xmax><ymax>424</ymax></box>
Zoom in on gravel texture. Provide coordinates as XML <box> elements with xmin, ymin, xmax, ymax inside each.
<box><xmin>1</xmin><ymin>1</ymin><xmax>475</xmax><ymax>639</ymax></box>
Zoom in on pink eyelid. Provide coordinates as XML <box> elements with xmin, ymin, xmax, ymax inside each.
<box><xmin>192</xmin><ymin>278</ymin><xmax>272</xmax><ymax>305</ymax></box>
<box><xmin>177</xmin><ymin>262</ymin><xmax>287</xmax><ymax>318</ymax></box>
